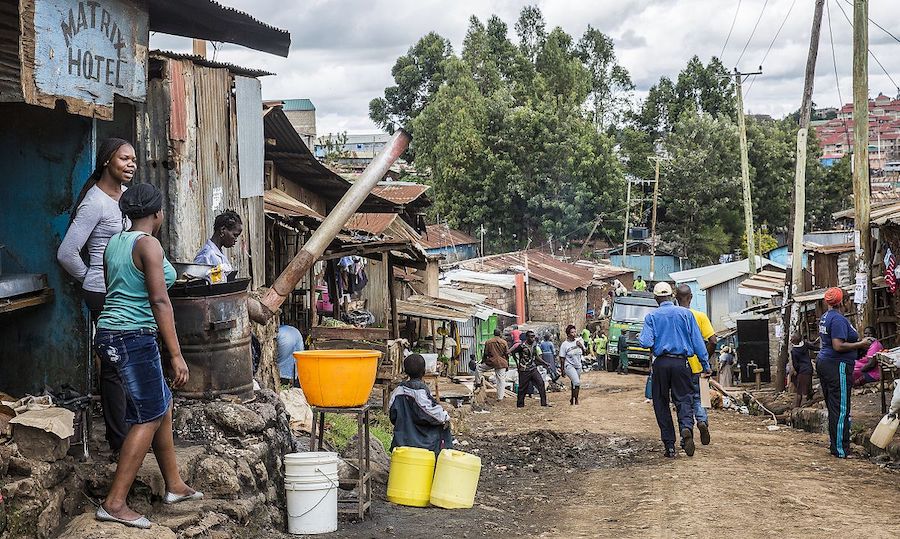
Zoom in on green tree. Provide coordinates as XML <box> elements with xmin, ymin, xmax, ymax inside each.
<box><xmin>807</xmin><ymin>154</ymin><xmax>852</xmax><ymax>229</ymax></box>
<box><xmin>368</xmin><ymin>32</ymin><xmax>453</xmax><ymax>133</ymax></box>
<box><xmin>577</xmin><ymin>25</ymin><xmax>634</xmax><ymax>132</ymax></box>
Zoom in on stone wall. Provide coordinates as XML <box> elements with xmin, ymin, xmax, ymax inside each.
<box><xmin>528</xmin><ymin>281</ymin><xmax>586</xmax><ymax>331</ymax></box>
<box><xmin>453</xmin><ymin>283</ymin><xmax>515</xmax><ymax>314</ymax></box>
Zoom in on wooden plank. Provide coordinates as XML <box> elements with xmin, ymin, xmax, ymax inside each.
<box><xmin>0</xmin><ymin>288</ymin><xmax>54</xmax><ymax>314</ymax></box>
<box><xmin>699</xmin><ymin>376</ymin><xmax>712</xmax><ymax>408</ymax></box>
<box><xmin>309</xmin><ymin>327</ymin><xmax>390</xmax><ymax>341</ymax></box>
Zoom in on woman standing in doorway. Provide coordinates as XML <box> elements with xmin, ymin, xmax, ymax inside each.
<box><xmin>817</xmin><ymin>288</ymin><xmax>874</xmax><ymax>458</ymax></box>
<box><xmin>57</xmin><ymin>137</ymin><xmax>135</xmax><ymax>453</ymax></box>
<box><xmin>94</xmin><ymin>183</ymin><xmax>199</xmax><ymax>529</ymax></box>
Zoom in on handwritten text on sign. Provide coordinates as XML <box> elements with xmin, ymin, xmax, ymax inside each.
<box><xmin>30</xmin><ymin>0</ymin><xmax>148</xmax><ymax>114</ymax></box>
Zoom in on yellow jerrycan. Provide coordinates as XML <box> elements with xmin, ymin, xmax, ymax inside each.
<box><xmin>870</xmin><ymin>414</ymin><xmax>899</xmax><ymax>449</ymax></box>
<box><xmin>429</xmin><ymin>449</ymin><xmax>482</xmax><ymax>509</ymax></box>
<box><xmin>386</xmin><ymin>447</ymin><xmax>436</xmax><ymax>507</ymax></box>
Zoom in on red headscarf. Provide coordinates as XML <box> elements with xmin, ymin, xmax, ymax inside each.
<box><xmin>824</xmin><ymin>287</ymin><xmax>843</xmax><ymax>307</ymax></box>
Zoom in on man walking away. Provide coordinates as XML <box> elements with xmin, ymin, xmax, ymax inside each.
<box><xmin>675</xmin><ymin>285</ymin><xmax>715</xmax><ymax>446</ymax></box>
<box><xmin>510</xmin><ymin>331</ymin><xmax>551</xmax><ymax>408</ymax></box>
<box><xmin>639</xmin><ymin>283</ymin><xmax>709</xmax><ymax>458</ymax></box>
<box><xmin>475</xmin><ymin>329</ymin><xmax>510</xmax><ymax>401</ymax></box>
<box><xmin>617</xmin><ymin>332</ymin><xmax>629</xmax><ymax>375</ymax></box>
<box><xmin>634</xmin><ymin>275</ymin><xmax>647</xmax><ymax>291</ymax></box>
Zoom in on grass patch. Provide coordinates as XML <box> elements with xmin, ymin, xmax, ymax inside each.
<box><xmin>324</xmin><ymin>409</ymin><xmax>393</xmax><ymax>453</ymax></box>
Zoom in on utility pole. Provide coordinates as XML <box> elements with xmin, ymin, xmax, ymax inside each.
<box><xmin>577</xmin><ymin>218</ymin><xmax>601</xmax><ymax>261</ymax></box>
<box><xmin>853</xmin><ymin>0</ymin><xmax>874</xmax><ymax>328</ymax></box>
<box><xmin>776</xmin><ymin>0</ymin><xmax>826</xmax><ymax>393</ymax></box>
<box><xmin>734</xmin><ymin>67</ymin><xmax>762</xmax><ymax>274</ymax></box>
<box><xmin>647</xmin><ymin>155</ymin><xmax>670</xmax><ymax>281</ymax></box>
<box><xmin>479</xmin><ymin>224</ymin><xmax>485</xmax><ymax>257</ymax></box>
<box><xmin>622</xmin><ymin>177</ymin><xmax>633</xmax><ymax>266</ymax></box>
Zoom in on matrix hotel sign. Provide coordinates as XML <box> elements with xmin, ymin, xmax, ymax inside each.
<box><xmin>20</xmin><ymin>0</ymin><xmax>148</xmax><ymax>119</ymax></box>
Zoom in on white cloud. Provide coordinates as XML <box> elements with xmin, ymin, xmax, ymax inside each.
<box><xmin>150</xmin><ymin>0</ymin><xmax>900</xmax><ymax>134</ymax></box>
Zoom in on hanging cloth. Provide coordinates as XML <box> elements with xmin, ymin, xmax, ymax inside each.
<box><xmin>885</xmin><ymin>248</ymin><xmax>897</xmax><ymax>294</ymax></box>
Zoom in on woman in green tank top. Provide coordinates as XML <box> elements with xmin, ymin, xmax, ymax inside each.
<box><xmin>94</xmin><ymin>184</ymin><xmax>201</xmax><ymax>529</ymax></box>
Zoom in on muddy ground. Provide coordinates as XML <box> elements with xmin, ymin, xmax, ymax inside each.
<box><xmin>329</xmin><ymin>371</ymin><xmax>900</xmax><ymax>539</ymax></box>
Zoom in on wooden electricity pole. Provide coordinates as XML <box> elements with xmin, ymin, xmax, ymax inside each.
<box><xmin>776</xmin><ymin>0</ymin><xmax>826</xmax><ymax>393</ymax></box>
<box><xmin>647</xmin><ymin>155</ymin><xmax>670</xmax><ymax>281</ymax></box>
<box><xmin>734</xmin><ymin>68</ymin><xmax>762</xmax><ymax>274</ymax></box>
<box><xmin>622</xmin><ymin>177</ymin><xmax>633</xmax><ymax>264</ymax></box>
<box><xmin>853</xmin><ymin>0</ymin><xmax>874</xmax><ymax>329</ymax></box>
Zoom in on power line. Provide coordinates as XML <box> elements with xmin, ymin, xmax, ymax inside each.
<box><xmin>833</xmin><ymin>0</ymin><xmax>900</xmax><ymax>94</ymax></box>
<box><xmin>745</xmin><ymin>0</ymin><xmax>796</xmax><ymax>98</ymax></box>
<box><xmin>840</xmin><ymin>0</ymin><xmax>900</xmax><ymax>47</ymax></box>
<box><xmin>826</xmin><ymin>0</ymin><xmax>843</xmax><ymax>107</ymax></box>
<box><xmin>736</xmin><ymin>0</ymin><xmax>770</xmax><ymax>67</ymax></box>
<box><xmin>720</xmin><ymin>0</ymin><xmax>743</xmax><ymax>60</ymax></box>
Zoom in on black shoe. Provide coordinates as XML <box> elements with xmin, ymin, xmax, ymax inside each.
<box><xmin>541</xmin><ymin>403</ymin><xmax>552</xmax><ymax>407</ymax></box>
<box><xmin>698</xmin><ymin>422</ymin><xmax>711</xmax><ymax>445</ymax></box>
<box><xmin>680</xmin><ymin>428</ymin><xmax>695</xmax><ymax>457</ymax></box>
<box><xmin>664</xmin><ymin>447</ymin><xmax>677</xmax><ymax>458</ymax></box>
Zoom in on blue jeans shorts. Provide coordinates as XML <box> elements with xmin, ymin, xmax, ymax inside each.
<box><xmin>95</xmin><ymin>328</ymin><xmax>172</xmax><ymax>425</ymax></box>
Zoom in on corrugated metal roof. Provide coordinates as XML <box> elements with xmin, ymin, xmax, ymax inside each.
<box><xmin>459</xmin><ymin>250</ymin><xmax>593</xmax><ymax>292</ymax></box>
<box><xmin>808</xmin><ymin>242</ymin><xmax>854</xmax><ymax>254</ymax></box>
<box><xmin>397</xmin><ymin>295</ymin><xmax>477</xmax><ymax>322</ymax></box>
<box><xmin>737</xmin><ymin>270</ymin><xmax>786</xmax><ymax>298</ymax></box>
<box><xmin>264</xmin><ymin>189</ymin><xmax>324</xmax><ymax>221</ymax></box>
<box><xmin>149</xmin><ymin>0</ymin><xmax>291</xmax><ymax>57</ymax></box>
<box><xmin>280</xmin><ymin>99</ymin><xmax>316</xmax><ymax>111</ymax></box>
<box><xmin>345</xmin><ymin>213</ymin><xmax>397</xmax><ymax>235</ymax></box>
<box><xmin>832</xmin><ymin>199</ymin><xmax>900</xmax><ymax>223</ymax></box>
<box><xmin>573</xmin><ymin>260</ymin><xmax>635</xmax><ymax>281</ymax></box>
<box><xmin>150</xmin><ymin>51</ymin><xmax>273</xmax><ymax>77</ymax></box>
<box><xmin>441</xmin><ymin>269</ymin><xmax>517</xmax><ymax>289</ymax></box>
<box><xmin>371</xmin><ymin>182</ymin><xmax>430</xmax><ymax>204</ymax></box>
<box><xmin>420</xmin><ymin>224</ymin><xmax>477</xmax><ymax>250</ymax></box>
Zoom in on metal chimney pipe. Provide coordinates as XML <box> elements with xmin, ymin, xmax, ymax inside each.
<box><xmin>249</xmin><ymin>129</ymin><xmax>411</xmax><ymax>323</ymax></box>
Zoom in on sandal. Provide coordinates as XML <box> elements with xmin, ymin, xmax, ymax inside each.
<box><xmin>96</xmin><ymin>505</ymin><xmax>152</xmax><ymax>529</ymax></box>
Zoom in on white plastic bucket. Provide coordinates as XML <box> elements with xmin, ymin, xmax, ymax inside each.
<box><xmin>283</xmin><ymin>452</ymin><xmax>339</xmax><ymax>535</ymax></box>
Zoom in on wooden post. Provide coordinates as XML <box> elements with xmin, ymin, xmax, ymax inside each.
<box><xmin>308</xmin><ymin>266</ymin><xmax>316</xmax><ymax>330</ymax></box>
<box><xmin>381</xmin><ymin>252</ymin><xmax>391</xmax><ymax>331</ymax></box>
<box><xmin>734</xmin><ymin>69</ymin><xmax>757</xmax><ymax>275</ymax></box>
<box><xmin>777</xmin><ymin>0</ymin><xmax>825</xmax><ymax>393</ymax></box>
<box><xmin>622</xmin><ymin>177</ymin><xmax>632</xmax><ymax>263</ymax></box>
<box><xmin>192</xmin><ymin>39</ymin><xmax>207</xmax><ymax>58</ymax></box>
<box><xmin>853</xmin><ymin>0</ymin><xmax>874</xmax><ymax>329</ymax></box>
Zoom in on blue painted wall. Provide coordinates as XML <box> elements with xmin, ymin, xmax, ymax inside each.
<box><xmin>425</xmin><ymin>244</ymin><xmax>478</xmax><ymax>263</ymax></box>
<box><xmin>0</xmin><ymin>103</ymin><xmax>93</xmax><ymax>397</ymax></box>
<box><xmin>609</xmin><ymin>254</ymin><xmax>689</xmax><ymax>282</ymax></box>
<box><xmin>765</xmin><ymin>245</ymin><xmax>809</xmax><ymax>269</ymax></box>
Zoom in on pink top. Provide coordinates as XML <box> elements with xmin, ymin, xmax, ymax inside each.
<box><xmin>853</xmin><ymin>340</ymin><xmax>883</xmax><ymax>384</ymax></box>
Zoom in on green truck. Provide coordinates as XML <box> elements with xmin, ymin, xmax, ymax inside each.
<box><xmin>606</xmin><ymin>292</ymin><xmax>658</xmax><ymax>373</ymax></box>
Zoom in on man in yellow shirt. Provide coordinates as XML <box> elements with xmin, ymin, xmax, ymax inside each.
<box><xmin>675</xmin><ymin>284</ymin><xmax>716</xmax><ymax>446</ymax></box>
<box><xmin>634</xmin><ymin>275</ymin><xmax>647</xmax><ymax>291</ymax></box>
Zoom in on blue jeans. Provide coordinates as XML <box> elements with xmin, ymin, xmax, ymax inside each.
<box><xmin>691</xmin><ymin>373</ymin><xmax>708</xmax><ymax>424</ymax></box>
<box><xmin>95</xmin><ymin>329</ymin><xmax>172</xmax><ymax>425</ymax></box>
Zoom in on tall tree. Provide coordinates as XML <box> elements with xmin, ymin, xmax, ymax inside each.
<box><xmin>369</xmin><ymin>32</ymin><xmax>453</xmax><ymax>133</ymax></box>
<box><xmin>577</xmin><ymin>25</ymin><xmax>634</xmax><ymax>132</ymax></box>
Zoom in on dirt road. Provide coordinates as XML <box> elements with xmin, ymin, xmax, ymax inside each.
<box><xmin>334</xmin><ymin>371</ymin><xmax>900</xmax><ymax>539</ymax></box>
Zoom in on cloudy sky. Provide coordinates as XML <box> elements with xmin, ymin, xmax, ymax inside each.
<box><xmin>151</xmin><ymin>0</ymin><xmax>900</xmax><ymax>136</ymax></box>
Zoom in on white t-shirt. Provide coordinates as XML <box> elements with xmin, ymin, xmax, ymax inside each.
<box><xmin>559</xmin><ymin>339</ymin><xmax>584</xmax><ymax>369</ymax></box>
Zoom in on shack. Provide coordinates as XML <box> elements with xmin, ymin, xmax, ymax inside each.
<box><xmin>0</xmin><ymin>0</ymin><xmax>289</xmax><ymax>396</ymax></box>
<box><xmin>604</xmin><ymin>240</ymin><xmax>689</xmax><ymax>282</ymax></box>
<box><xmin>420</xmin><ymin>224</ymin><xmax>479</xmax><ymax>263</ymax></box>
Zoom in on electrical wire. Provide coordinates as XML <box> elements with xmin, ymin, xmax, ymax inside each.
<box><xmin>744</xmin><ymin>0</ymin><xmax>796</xmax><ymax>98</ymax></box>
<box><xmin>826</xmin><ymin>0</ymin><xmax>844</xmax><ymax>107</ymax></box>
<box><xmin>833</xmin><ymin>0</ymin><xmax>900</xmax><ymax>94</ymax></box>
<box><xmin>736</xmin><ymin>0</ymin><xmax>770</xmax><ymax>67</ymax></box>
<box><xmin>720</xmin><ymin>0</ymin><xmax>743</xmax><ymax>61</ymax></box>
<box><xmin>840</xmin><ymin>0</ymin><xmax>900</xmax><ymax>47</ymax></box>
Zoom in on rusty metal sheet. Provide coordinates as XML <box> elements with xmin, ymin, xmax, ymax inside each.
<box><xmin>371</xmin><ymin>182</ymin><xmax>430</xmax><ymax>205</ymax></box>
<box><xmin>18</xmin><ymin>0</ymin><xmax>148</xmax><ymax>120</ymax></box>
<box><xmin>420</xmin><ymin>224</ymin><xmax>477</xmax><ymax>250</ymax></box>
<box><xmin>460</xmin><ymin>250</ymin><xmax>594</xmax><ymax>292</ymax></box>
<box><xmin>167</xmin><ymin>58</ymin><xmax>187</xmax><ymax>141</ymax></box>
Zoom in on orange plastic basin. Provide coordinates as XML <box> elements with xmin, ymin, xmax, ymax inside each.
<box><xmin>294</xmin><ymin>350</ymin><xmax>382</xmax><ymax>407</ymax></box>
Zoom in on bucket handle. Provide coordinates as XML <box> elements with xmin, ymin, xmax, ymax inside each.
<box><xmin>286</xmin><ymin>466</ymin><xmax>340</xmax><ymax>520</ymax></box>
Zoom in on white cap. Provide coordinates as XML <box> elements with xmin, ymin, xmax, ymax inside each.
<box><xmin>653</xmin><ymin>282</ymin><xmax>673</xmax><ymax>297</ymax></box>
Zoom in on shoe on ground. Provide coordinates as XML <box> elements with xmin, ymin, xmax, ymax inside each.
<box><xmin>664</xmin><ymin>447</ymin><xmax>677</xmax><ymax>458</ymax></box>
<box><xmin>96</xmin><ymin>506</ymin><xmax>152</xmax><ymax>529</ymax></box>
<box><xmin>680</xmin><ymin>427</ymin><xmax>695</xmax><ymax>457</ymax></box>
<box><xmin>698</xmin><ymin>422</ymin><xmax>711</xmax><ymax>446</ymax></box>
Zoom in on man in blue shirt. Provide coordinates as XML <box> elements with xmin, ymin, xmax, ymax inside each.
<box><xmin>639</xmin><ymin>282</ymin><xmax>710</xmax><ymax>458</ymax></box>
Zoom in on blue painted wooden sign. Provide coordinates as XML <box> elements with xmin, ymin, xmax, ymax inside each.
<box><xmin>20</xmin><ymin>0</ymin><xmax>148</xmax><ymax>119</ymax></box>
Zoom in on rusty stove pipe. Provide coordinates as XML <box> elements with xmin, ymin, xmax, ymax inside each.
<box><xmin>249</xmin><ymin>129</ymin><xmax>412</xmax><ymax>323</ymax></box>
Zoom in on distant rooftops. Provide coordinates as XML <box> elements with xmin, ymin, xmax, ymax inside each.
<box><xmin>274</xmin><ymin>99</ymin><xmax>316</xmax><ymax>111</ymax></box>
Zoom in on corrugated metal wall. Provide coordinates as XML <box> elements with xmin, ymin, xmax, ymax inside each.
<box><xmin>609</xmin><ymin>254</ymin><xmax>688</xmax><ymax>282</ymax></box>
<box><xmin>706</xmin><ymin>276</ymin><xmax>751</xmax><ymax>330</ymax></box>
<box><xmin>0</xmin><ymin>103</ymin><xmax>93</xmax><ymax>396</ymax></box>
<box><xmin>141</xmin><ymin>58</ymin><xmax>264</xmax><ymax>288</ymax></box>
<box><xmin>359</xmin><ymin>256</ymin><xmax>388</xmax><ymax>326</ymax></box>
<box><xmin>457</xmin><ymin>318</ymin><xmax>477</xmax><ymax>374</ymax></box>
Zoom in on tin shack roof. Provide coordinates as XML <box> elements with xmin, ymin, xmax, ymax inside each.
<box><xmin>459</xmin><ymin>250</ymin><xmax>593</xmax><ymax>292</ymax></box>
<box><xmin>371</xmin><ymin>182</ymin><xmax>430</xmax><ymax>205</ymax></box>
<box><xmin>420</xmin><ymin>224</ymin><xmax>477</xmax><ymax>250</ymax></box>
<box><xmin>149</xmin><ymin>0</ymin><xmax>291</xmax><ymax>57</ymax></box>
<box><xmin>151</xmin><ymin>50</ymin><xmax>273</xmax><ymax>77</ymax></box>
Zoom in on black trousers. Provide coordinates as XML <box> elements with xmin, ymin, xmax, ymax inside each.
<box><xmin>651</xmin><ymin>356</ymin><xmax>694</xmax><ymax>447</ymax></box>
<box><xmin>83</xmin><ymin>290</ymin><xmax>130</xmax><ymax>452</ymax></box>
<box><xmin>517</xmin><ymin>368</ymin><xmax>547</xmax><ymax>407</ymax></box>
<box><xmin>818</xmin><ymin>360</ymin><xmax>852</xmax><ymax>457</ymax></box>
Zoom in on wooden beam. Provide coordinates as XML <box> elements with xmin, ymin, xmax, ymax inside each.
<box><xmin>309</xmin><ymin>326</ymin><xmax>391</xmax><ymax>341</ymax></box>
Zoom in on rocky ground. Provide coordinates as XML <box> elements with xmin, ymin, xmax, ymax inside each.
<box><xmin>330</xmin><ymin>371</ymin><xmax>900</xmax><ymax>539</ymax></box>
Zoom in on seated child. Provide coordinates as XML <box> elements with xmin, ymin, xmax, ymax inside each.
<box><xmin>388</xmin><ymin>354</ymin><xmax>453</xmax><ymax>457</ymax></box>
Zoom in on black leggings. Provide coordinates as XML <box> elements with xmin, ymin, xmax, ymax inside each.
<box><xmin>82</xmin><ymin>290</ymin><xmax>130</xmax><ymax>452</ymax></box>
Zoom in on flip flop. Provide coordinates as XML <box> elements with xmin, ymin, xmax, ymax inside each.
<box><xmin>95</xmin><ymin>505</ymin><xmax>152</xmax><ymax>529</ymax></box>
<box><xmin>163</xmin><ymin>490</ymin><xmax>204</xmax><ymax>505</ymax></box>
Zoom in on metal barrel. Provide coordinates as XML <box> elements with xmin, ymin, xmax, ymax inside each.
<box><xmin>167</xmin><ymin>287</ymin><xmax>254</xmax><ymax>401</ymax></box>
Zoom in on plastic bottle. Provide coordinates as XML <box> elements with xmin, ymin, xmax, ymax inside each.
<box><xmin>210</xmin><ymin>264</ymin><xmax>224</xmax><ymax>283</ymax></box>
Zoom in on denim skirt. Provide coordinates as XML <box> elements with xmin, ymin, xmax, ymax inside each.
<box><xmin>95</xmin><ymin>328</ymin><xmax>173</xmax><ymax>424</ymax></box>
